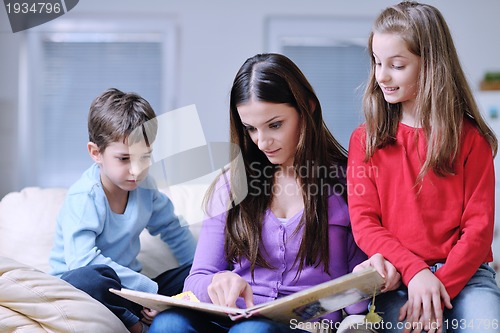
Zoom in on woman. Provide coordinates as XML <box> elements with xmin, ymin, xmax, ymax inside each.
<box><xmin>150</xmin><ymin>53</ymin><xmax>399</xmax><ymax>333</ymax></box>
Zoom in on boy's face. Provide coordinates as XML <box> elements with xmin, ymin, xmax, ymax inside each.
<box><xmin>90</xmin><ymin>138</ymin><xmax>152</xmax><ymax>193</ymax></box>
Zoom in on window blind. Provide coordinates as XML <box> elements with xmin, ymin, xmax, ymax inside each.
<box><xmin>39</xmin><ymin>39</ymin><xmax>163</xmax><ymax>187</ymax></box>
<box><xmin>283</xmin><ymin>44</ymin><xmax>370</xmax><ymax>149</ymax></box>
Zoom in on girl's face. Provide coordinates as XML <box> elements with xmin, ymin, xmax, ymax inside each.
<box><xmin>237</xmin><ymin>100</ymin><xmax>301</xmax><ymax>168</ymax></box>
<box><xmin>372</xmin><ymin>32</ymin><xmax>421</xmax><ymax>115</ymax></box>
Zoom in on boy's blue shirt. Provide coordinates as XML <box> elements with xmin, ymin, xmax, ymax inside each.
<box><xmin>49</xmin><ymin>163</ymin><xmax>196</xmax><ymax>294</ymax></box>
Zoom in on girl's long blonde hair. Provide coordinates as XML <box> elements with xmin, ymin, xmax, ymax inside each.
<box><xmin>363</xmin><ymin>1</ymin><xmax>497</xmax><ymax>181</ymax></box>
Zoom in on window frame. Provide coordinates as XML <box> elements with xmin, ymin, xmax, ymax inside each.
<box><xmin>18</xmin><ymin>16</ymin><xmax>177</xmax><ymax>188</ymax></box>
<box><xmin>266</xmin><ymin>16</ymin><xmax>372</xmax><ymax>52</ymax></box>
<box><xmin>265</xmin><ymin>16</ymin><xmax>373</xmax><ymax>148</ymax></box>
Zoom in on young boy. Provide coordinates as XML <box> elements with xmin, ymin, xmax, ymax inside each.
<box><xmin>49</xmin><ymin>88</ymin><xmax>196</xmax><ymax>333</ymax></box>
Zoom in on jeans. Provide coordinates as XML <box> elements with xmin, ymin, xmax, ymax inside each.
<box><xmin>61</xmin><ymin>263</ymin><xmax>191</xmax><ymax>329</ymax></box>
<box><xmin>374</xmin><ymin>264</ymin><xmax>500</xmax><ymax>333</ymax></box>
<box><xmin>149</xmin><ymin>307</ymin><xmax>309</xmax><ymax>333</ymax></box>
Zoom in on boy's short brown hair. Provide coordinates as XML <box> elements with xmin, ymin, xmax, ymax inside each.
<box><xmin>88</xmin><ymin>88</ymin><xmax>158</xmax><ymax>152</ymax></box>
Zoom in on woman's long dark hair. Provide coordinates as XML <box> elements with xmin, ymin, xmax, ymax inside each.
<box><xmin>207</xmin><ymin>53</ymin><xmax>348</xmax><ymax>277</ymax></box>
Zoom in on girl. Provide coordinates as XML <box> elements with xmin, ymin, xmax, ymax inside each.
<box><xmin>347</xmin><ymin>2</ymin><xmax>500</xmax><ymax>333</ymax></box>
<box><xmin>150</xmin><ymin>53</ymin><xmax>399</xmax><ymax>333</ymax></box>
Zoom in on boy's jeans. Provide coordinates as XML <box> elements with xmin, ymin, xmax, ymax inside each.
<box><xmin>61</xmin><ymin>263</ymin><xmax>191</xmax><ymax>328</ymax></box>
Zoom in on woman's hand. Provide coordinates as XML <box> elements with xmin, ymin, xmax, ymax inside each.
<box><xmin>353</xmin><ymin>253</ymin><xmax>401</xmax><ymax>292</ymax></box>
<box><xmin>400</xmin><ymin>269</ymin><xmax>453</xmax><ymax>333</ymax></box>
<box><xmin>207</xmin><ymin>271</ymin><xmax>254</xmax><ymax>308</ymax></box>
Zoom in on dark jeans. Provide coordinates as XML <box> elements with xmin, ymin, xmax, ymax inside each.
<box><xmin>61</xmin><ymin>263</ymin><xmax>191</xmax><ymax>328</ymax></box>
<box><xmin>149</xmin><ymin>307</ymin><xmax>310</xmax><ymax>333</ymax></box>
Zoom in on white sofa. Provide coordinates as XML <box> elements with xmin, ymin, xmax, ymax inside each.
<box><xmin>0</xmin><ymin>184</ymin><xmax>206</xmax><ymax>332</ymax></box>
<box><xmin>0</xmin><ymin>184</ymin><xmax>385</xmax><ymax>333</ymax></box>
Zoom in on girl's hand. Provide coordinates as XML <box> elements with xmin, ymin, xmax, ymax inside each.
<box><xmin>353</xmin><ymin>253</ymin><xmax>401</xmax><ymax>292</ymax></box>
<box><xmin>208</xmin><ymin>271</ymin><xmax>254</xmax><ymax>308</ymax></box>
<box><xmin>140</xmin><ymin>307</ymin><xmax>158</xmax><ymax>325</ymax></box>
<box><xmin>400</xmin><ymin>269</ymin><xmax>453</xmax><ymax>333</ymax></box>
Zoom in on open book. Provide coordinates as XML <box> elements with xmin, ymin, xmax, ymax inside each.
<box><xmin>110</xmin><ymin>267</ymin><xmax>383</xmax><ymax>323</ymax></box>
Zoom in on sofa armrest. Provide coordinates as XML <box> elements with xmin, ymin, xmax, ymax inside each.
<box><xmin>0</xmin><ymin>256</ymin><xmax>128</xmax><ymax>333</ymax></box>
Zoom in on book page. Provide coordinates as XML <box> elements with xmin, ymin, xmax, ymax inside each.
<box><xmin>292</xmin><ymin>288</ymin><xmax>365</xmax><ymax>320</ymax></box>
<box><xmin>111</xmin><ymin>267</ymin><xmax>384</xmax><ymax>323</ymax></box>
<box><xmin>109</xmin><ymin>288</ymin><xmax>244</xmax><ymax>318</ymax></box>
<box><xmin>244</xmin><ymin>268</ymin><xmax>384</xmax><ymax>323</ymax></box>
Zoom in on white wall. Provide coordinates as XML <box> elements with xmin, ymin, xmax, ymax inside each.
<box><xmin>1</xmin><ymin>0</ymin><xmax>500</xmax><ymax>196</ymax></box>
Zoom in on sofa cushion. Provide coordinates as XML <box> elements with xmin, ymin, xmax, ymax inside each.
<box><xmin>0</xmin><ymin>257</ymin><xmax>127</xmax><ymax>333</ymax></box>
<box><xmin>0</xmin><ymin>183</ymin><xmax>207</xmax><ymax>277</ymax></box>
<box><xmin>139</xmin><ymin>183</ymin><xmax>206</xmax><ymax>277</ymax></box>
<box><xmin>0</xmin><ymin>187</ymin><xmax>67</xmax><ymax>273</ymax></box>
